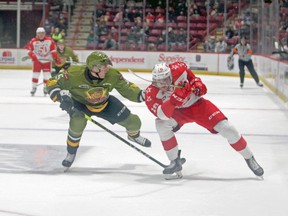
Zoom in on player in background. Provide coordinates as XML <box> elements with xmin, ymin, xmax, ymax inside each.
<box><xmin>52</xmin><ymin>39</ymin><xmax>79</xmax><ymax>77</ymax></box>
<box><xmin>228</xmin><ymin>36</ymin><xmax>263</xmax><ymax>88</ymax></box>
<box><xmin>46</xmin><ymin>51</ymin><xmax>151</xmax><ymax>169</ymax></box>
<box><xmin>25</xmin><ymin>27</ymin><xmax>61</xmax><ymax>96</ymax></box>
<box><xmin>145</xmin><ymin>62</ymin><xmax>264</xmax><ymax>178</ymax></box>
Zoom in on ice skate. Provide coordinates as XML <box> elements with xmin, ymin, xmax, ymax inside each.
<box><xmin>240</xmin><ymin>83</ymin><xmax>243</xmax><ymax>88</ymax></box>
<box><xmin>30</xmin><ymin>87</ymin><xmax>37</xmax><ymax>96</ymax></box>
<box><xmin>245</xmin><ymin>156</ymin><xmax>264</xmax><ymax>179</ymax></box>
<box><xmin>62</xmin><ymin>152</ymin><xmax>76</xmax><ymax>171</ymax></box>
<box><xmin>128</xmin><ymin>132</ymin><xmax>151</xmax><ymax>147</ymax></box>
<box><xmin>257</xmin><ymin>82</ymin><xmax>263</xmax><ymax>87</ymax></box>
<box><xmin>164</xmin><ymin>157</ymin><xmax>186</xmax><ymax>180</ymax></box>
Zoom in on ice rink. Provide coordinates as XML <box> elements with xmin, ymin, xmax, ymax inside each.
<box><xmin>0</xmin><ymin>69</ymin><xmax>288</xmax><ymax>216</ymax></box>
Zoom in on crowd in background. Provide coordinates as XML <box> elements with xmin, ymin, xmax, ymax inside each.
<box><xmin>0</xmin><ymin>0</ymin><xmax>288</xmax><ymax>54</ymax></box>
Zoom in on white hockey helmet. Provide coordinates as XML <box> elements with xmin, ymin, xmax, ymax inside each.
<box><xmin>36</xmin><ymin>27</ymin><xmax>45</xmax><ymax>33</ymax></box>
<box><xmin>152</xmin><ymin>63</ymin><xmax>172</xmax><ymax>90</ymax></box>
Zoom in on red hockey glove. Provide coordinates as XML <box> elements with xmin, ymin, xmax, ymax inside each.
<box><xmin>191</xmin><ymin>78</ymin><xmax>207</xmax><ymax>97</ymax></box>
<box><xmin>52</xmin><ymin>52</ymin><xmax>62</xmax><ymax>65</ymax></box>
<box><xmin>170</xmin><ymin>81</ymin><xmax>192</xmax><ymax>107</ymax></box>
<box><xmin>54</xmin><ymin>57</ymin><xmax>62</xmax><ymax>66</ymax></box>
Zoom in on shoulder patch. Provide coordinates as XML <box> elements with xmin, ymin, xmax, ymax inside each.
<box><xmin>47</xmin><ymin>79</ymin><xmax>57</xmax><ymax>87</ymax></box>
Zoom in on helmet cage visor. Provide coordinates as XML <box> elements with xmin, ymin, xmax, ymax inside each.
<box><xmin>152</xmin><ymin>76</ymin><xmax>172</xmax><ymax>89</ymax></box>
<box><xmin>91</xmin><ymin>63</ymin><xmax>109</xmax><ymax>71</ymax></box>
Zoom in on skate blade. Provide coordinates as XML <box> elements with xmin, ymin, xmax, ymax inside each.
<box><xmin>63</xmin><ymin>167</ymin><xmax>70</xmax><ymax>173</ymax></box>
<box><xmin>256</xmin><ymin>175</ymin><xmax>264</xmax><ymax>181</ymax></box>
<box><xmin>164</xmin><ymin>171</ymin><xmax>183</xmax><ymax>180</ymax></box>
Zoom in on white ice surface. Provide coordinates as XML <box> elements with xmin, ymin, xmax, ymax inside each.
<box><xmin>0</xmin><ymin>69</ymin><xmax>288</xmax><ymax>216</ymax></box>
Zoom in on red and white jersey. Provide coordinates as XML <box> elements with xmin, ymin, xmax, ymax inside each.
<box><xmin>27</xmin><ymin>36</ymin><xmax>57</xmax><ymax>63</ymax></box>
<box><xmin>145</xmin><ymin>62</ymin><xmax>202</xmax><ymax>119</ymax></box>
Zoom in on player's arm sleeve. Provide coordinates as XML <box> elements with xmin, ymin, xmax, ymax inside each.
<box><xmin>247</xmin><ymin>44</ymin><xmax>253</xmax><ymax>56</ymax></box>
<box><xmin>27</xmin><ymin>41</ymin><xmax>38</xmax><ymax>61</ymax></box>
<box><xmin>114</xmin><ymin>71</ymin><xmax>143</xmax><ymax>102</ymax></box>
<box><xmin>145</xmin><ymin>86</ymin><xmax>175</xmax><ymax>120</ymax></box>
<box><xmin>46</xmin><ymin>75</ymin><xmax>66</xmax><ymax>102</ymax></box>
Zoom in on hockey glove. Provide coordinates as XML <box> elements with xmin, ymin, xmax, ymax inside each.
<box><xmin>191</xmin><ymin>78</ymin><xmax>207</xmax><ymax>97</ymax></box>
<box><xmin>138</xmin><ymin>90</ymin><xmax>145</xmax><ymax>102</ymax></box>
<box><xmin>21</xmin><ymin>56</ymin><xmax>30</xmax><ymax>61</ymax></box>
<box><xmin>63</xmin><ymin>62</ymin><xmax>71</xmax><ymax>70</ymax></box>
<box><xmin>58</xmin><ymin>90</ymin><xmax>75</xmax><ymax>115</ymax></box>
<box><xmin>52</xmin><ymin>52</ymin><xmax>62</xmax><ymax>65</ymax></box>
<box><xmin>170</xmin><ymin>82</ymin><xmax>191</xmax><ymax>107</ymax></box>
<box><xmin>54</xmin><ymin>57</ymin><xmax>63</xmax><ymax>66</ymax></box>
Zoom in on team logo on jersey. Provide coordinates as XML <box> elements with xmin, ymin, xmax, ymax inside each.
<box><xmin>85</xmin><ymin>87</ymin><xmax>108</xmax><ymax>104</ymax></box>
<box><xmin>102</xmin><ymin>83</ymin><xmax>112</xmax><ymax>87</ymax></box>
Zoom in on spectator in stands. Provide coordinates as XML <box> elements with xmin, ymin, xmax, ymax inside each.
<box><xmin>168</xmin><ymin>6</ymin><xmax>176</xmax><ymax>22</ymax></box>
<box><xmin>243</xmin><ymin>11</ymin><xmax>252</xmax><ymax>26</ymax></box>
<box><xmin>280</xmin><ymin>0</ymin><xmax>288</xmax><ymax>7</ymax></box>
<box><xmin>168</xmin><ymin>28</ymin><xmax>177</xmax><ymax>51</ymax></box>
<box><xmin>157</xmin><ymin>29</ymin><xmax>166</xmax><ymax>45</ymax></box>
<box><xmin>136</xmin><ymin>28</ymin><xmax>147</xmax><ymax>44</ymax></box>
<box><xmin>175</xmin><ymin>0</ymin><xmax>187</xmax><ymax>16</ymax></box>
<box><xmin>280</xmin><ymin>14</ymin><xmax>288</xmax><ymax>32</ymax></box>
<box><xmin>145</xmin><ymin>11</ymin><xmax>155</xmax><ymax>24</ymax></box>
<box><xmin>126</xmin><ymin>27</ymin><xmax>138</xmax><ymax>44</ymax></box>
<box><xmin>113</xmin><ymin>11</ymin><xmax>123</xmax><ymax>22</ymax></box>
<box><xmin>225</xmin><ymin>25</ymin><xmax>235</xmax><ymax>40</ymax></box>
<box><xmin>210</xmin><ymin>5</ymin><xmax>218</xmax><ymax>17</ymax></box>
<box><xmin>190</xmin><ymin>4</ymin><xmax>201</xmax><ymax>17</ymax></box>
<box><xmin>44</xmin><ymin>18</ymin><xmax>54</xmax><ymax>36</ymax></box>
<box><xmin>214</xmin><ymin>37</ymin><xmax>227</xmax><ymax>53</ymax></box>
<box><xmin>110</xmin><ymin>26</ymin><xmax>118</xmax><ymax>42</ymax></box>
<box><xmin>50</xmin><ymin>0</ymin><xmax>63</xmax><ymax>14</ymax></box>
<box><xmin>177</xmin><ymin>28</ymin><xmax>186</xmax><ymax>46</ymax></box>
<box><xmin>94</xmin><ymin>3</ymin><xmax>105</xmax><ymax>19</ymax></box>
<box><xmin>234</xmin><ymin>16</ymin><xmax>243</xmax><ymax>34</ymax></box>
<box><xmin>103</xmin><ymin>34</ymin><xmax>117</xmax><ymax>50</ymax></box>
<box><xmin>126</xmin><ymin>41</ymin><xmax>137</xmax><ymax>50</ymax></box>
<box><xmin>86</xmin><ymin>30</ymin><xmax>99</xmax><ymax>49</ymax></box>
<box><xmin>155</xmin><ymin>13</ymin><xmax>165</xmax><ymax>23</ymax></box>
<box><xmin>204</xmin><ymin>36</ymin><xmax>216</xmax><ymax>52</ymax></box>
<box><xmin>147</xmin><ymin>43</ymin><xmax>157</xmax><ymax>51</ymax></box>
<box><xmin>123</xmin><ymin>7</ymin><xmax>135</xmax><ymax>22</ymax></box>
<box><xmin>217</xmin><ymin>1</ymin><xmax>225</xmax><ymax>15</ymax></box>
<box><xmin>98</xmin><ymin>18</ymin><xmax>109</xmax><ymax>36</ymax></box>
<box><xmin>52</xmin><ymin>27</ymin><xmax>64</xmax><ymax>42</ymax></box>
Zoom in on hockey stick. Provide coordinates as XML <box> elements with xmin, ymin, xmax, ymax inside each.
<box><xmin>128</xmin><ymin>69</ymin><xmax>182</xmax><ymax>88</ymax></box>
<box><xmin>84</xmin><ymin>114</ymin><xmax>167</xmax><ymax>168</ymax></box>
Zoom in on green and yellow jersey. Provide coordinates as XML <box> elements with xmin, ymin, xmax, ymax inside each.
<box><xmin>46</xmin><ymin>65</ymin><xmax>142</xmax><ymax>109</ymax></box>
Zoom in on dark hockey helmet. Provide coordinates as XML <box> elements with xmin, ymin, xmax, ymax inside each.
<box><xmin>86</xmin><ymin>51</ymin><xmax>112</xmax><ymax>70</ymax></box>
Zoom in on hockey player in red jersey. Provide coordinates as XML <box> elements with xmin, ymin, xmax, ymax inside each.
<box><xmin>145</xmin><ymin>62</ymin><xmax>264</xmax><ymax>178</ymax></box>
<box><xmin>26</xmin><ymin>27</ymin><xmax>61</xmax><ymax>96</ymax></box>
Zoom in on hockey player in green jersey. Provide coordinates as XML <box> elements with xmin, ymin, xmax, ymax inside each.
<box><xmin>51</xmin><ymin>39</ymin><xmax>79</xmax><ymax>77</ymax></box>
<box><xmin>46</xmin><ymin>51</ymin><xmax>151</xmax><ymax>168</ymax></box>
